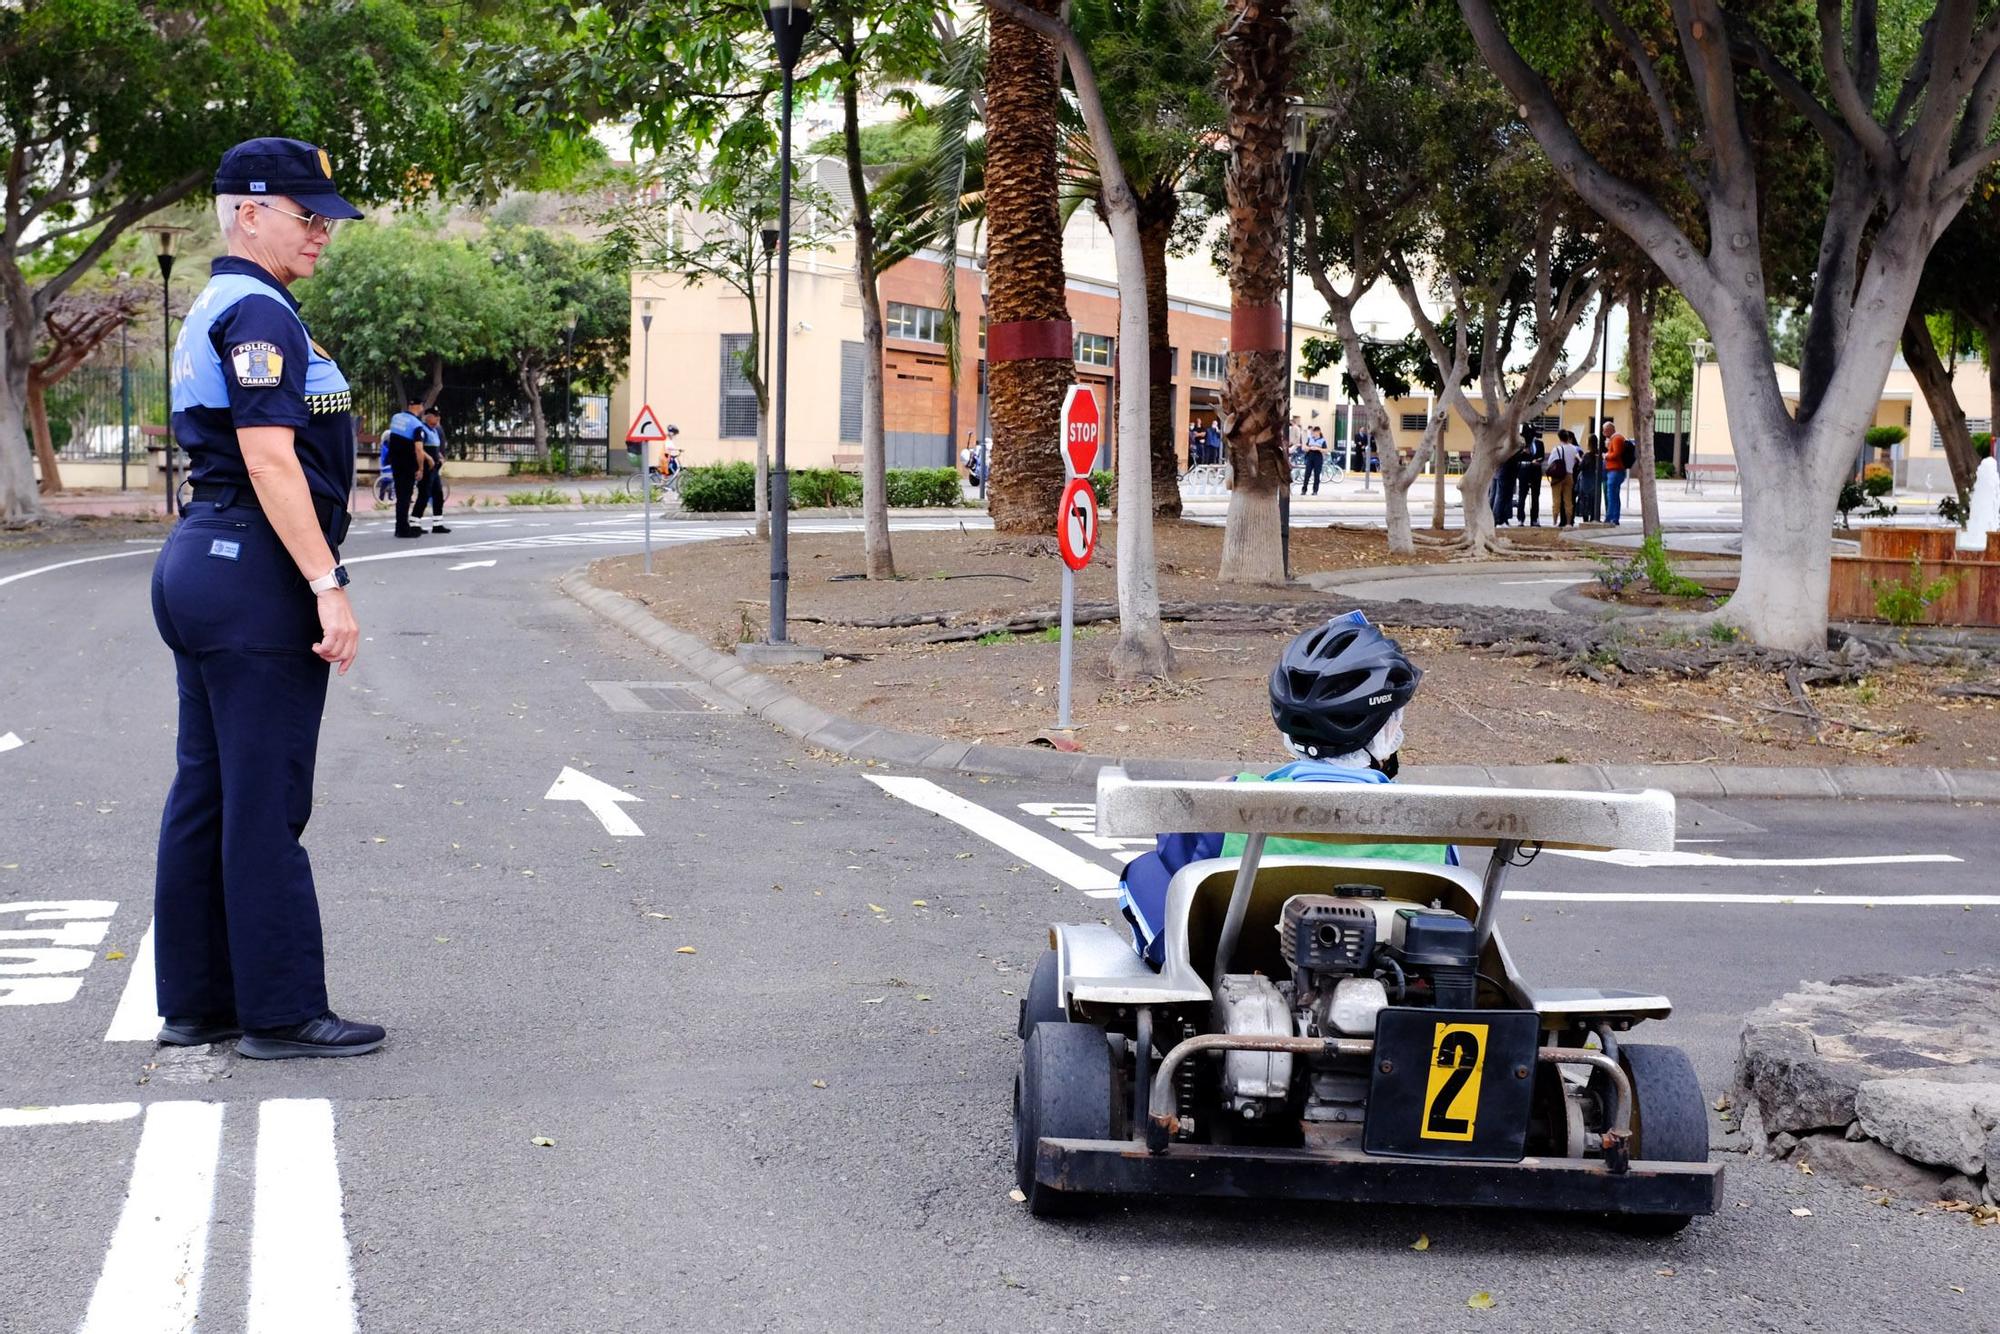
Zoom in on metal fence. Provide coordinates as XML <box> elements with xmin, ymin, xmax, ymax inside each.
<box><xmin>40</xmin><ymin>366</ymin><xmax>165</xmax><ymax>459</ymax></box>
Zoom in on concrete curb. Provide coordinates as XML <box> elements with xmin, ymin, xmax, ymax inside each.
<box><xmin>559</xmin><ymin>567</ymin><xmax>2000</xmax><ymax>802</ymax></box>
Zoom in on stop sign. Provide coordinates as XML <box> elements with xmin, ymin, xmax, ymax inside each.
<box><xmin>1060</xmin><ymin>385</ymin><xmax>1100</xmax><ymax>477</ymax></box>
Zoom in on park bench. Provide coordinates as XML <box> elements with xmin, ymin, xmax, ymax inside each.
<box><xmin>1684</xmin><ymin>461</ymin><xmax>1738</xmax><ymax>493</ymax></box>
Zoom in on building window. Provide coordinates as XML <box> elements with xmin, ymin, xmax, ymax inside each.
<box><xmin>839</xmin><ymin>341</ymin><xmax>864</xmax><ymax>443</ymax></box>
<box><xmin>886</xmin><ymin>301</ymin><xmax>944</xmax><ymax>343</ymax></box>
<box><xmin>1293</xmin><ymin>380</ymin><xmax>1331</xmax><ymax>401</ymax></box>
<box><xmin>1168</xmin><ymin>346</ymin><xmax>1179</xmax><ymax>376</ymax></box>
<box><xmin>1191</xmin><ymin>350</ymin><xmax>1226</xmax><ymax>381</ymax></box>
<box><xmin>1400</xmin><ymin>412</ymin><xmax>1429</xmax><ymax>432</ymax></box>
<box><xmin>1075</xmin><ymin>332</ymin><xmax>1114</xmax><ymax>368</ymax></box>
<box><xmin>718</xmin><ymin>334</ymin><xmax>759</xmax><ymax>439</ymax></box>
<box><xmin>1528</xmin><ymin>413</ymin><xmax>1559</xmax><ymax>432</ymax></box>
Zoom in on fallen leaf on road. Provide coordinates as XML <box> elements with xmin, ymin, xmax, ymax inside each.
<box><xmin>530</xmin><ymin>1136</ymin><xmax>555</xmax><ymax>1148</ymax></box>
<box><xmin>954</xmin><ymin>852</ymin><xmax>974</xmax><ymax>860</ymax></box>
<box><xmin>1713</xmin><ymin>1094</ymin><xmax>1732</xmax><ymax>1112</ymax></box>
<box><xmin>104</xmin><ymin>951</ymin><xmax>125</xmax><ymax>961</ymax></box>
<box><xmin>433</xmin><ymin>937</ymin><xmax>449</xmax><ymax>945</ymax></box>
<box><xmin>867</xmin><ymin>903</ymin><xmax>886</xmax><ymax>913</ymax></box>
<box><xmin>1655</xmin><ymin>1268</ymin><xmax>1676</xmax><ymax>1278</ymax></box>
<box><xmin>1410</xmin><ymin>1234</ymin><xmax>1430</xmax><ymax>1251</ymax></box>
<box><xmin>862</xmin><ymin>997</ymin><xmax>885</xmax><ymax>1005</ymax></box>
<box><xmin>675</xmin><ymin>946</ymin><xmax>697</xmax><ymax>954</ymax></box>
<box><xmin>916</xmin><ymin>994</ymin><xmax>933</xmax><ymax>1002</ymax></box>
<box><xmin>810</xmin><ymin>1079</ymin><xmax>827</xmax><ymax>1089</ymax></box>
<box><xmin>372</xmin><ymin>837</ymin><xmax>387</xmax><ymax>844</ymax></box>
<box><xmin>1790</xmin><ymin>1207</ymin><xmax>1813</xmax><ymax>1217</ymax></box>
<box><xmin>1008</xmin><ymin>1189</ymin><xmax>1026</xmax><ymax>1203</ymax></box>
<box><xmin>911</xmin><ymin>899</ymin><xmax>929</xmax><ymax>907</ymax></box>
<box><xmin>646</xmin><ymin>912</ymin><xmax>671</xmax><ymax>919</ymax></box>
<box><xmin>1467</xmin><ymin>1292</ymin><xmax>1495</xmax><ymax>1310</ymax></box>
<box><xmin>1798</xmin><ymin>1160</ymin><xmax>1813</xmax><ymax>1175</ymax></box>
<box><xmin>1951</xmin><ymin>1286</ymin><xmax>1965</xmax><ymax>1294</ymax></box>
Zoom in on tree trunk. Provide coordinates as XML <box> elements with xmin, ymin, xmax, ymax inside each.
<box><xmin>1720</xmin><ymin>430</ymin><xmax>1849</xmax><ymax>652</ymax></box>
<box><xmin>424</xmin><ymin>357</ymin><xmax>445</xmax><ymax>412</ymax></box>
<box><xmin>1902</xmin><ymin>313</ymin><xmax>1978</xmax><ymax>497</ymax></box>
<box><xmin>984</xmin><ymin>0</ymin><xmax>1072</xmax><ymax>536</ymax></box>
<box><xmin>1432</xmin><ymin>427</ymin><xmax>1448</xmax><ymax>530</ymax></box>
<box><xmin>521</xmin><ymin>366</ymin><xmax>548</xmax><ymax>459</ymax></box>
<box><xmin>840</xmin><ymin>27</ymin><xmax>895</xmax><ymax>579</ymax></box>
<box><xmin>1139</xmin><ymin>191</ymin><xmax>1181</xmax><ymax>520</ymax></box>
<box><xmin>0</xmin><ymin>332</ymin><xmax>36</xmax><ymax>523</ymax></box>
<box><xmin>1627</xmin><ymin>281</ymin><xmax>1661</xmax><ymax>541</ymax></box>
<box><xmin>1455</xmin><ymin>420</ymin><xmax>1515</xmax><ymax>556</ymax></box>
<box><xmin>25</xmin><ymin>373</ymin><xmax>62</xmax><ymax>494</ymax></box>
<box><xmin>1216</xmin><ymin>0</ymin><xmax>1293</xmax><ymax>585</ymax></box>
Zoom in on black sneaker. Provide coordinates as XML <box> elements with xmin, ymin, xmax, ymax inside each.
<box><xmin>159</xmin><ymin>1016</ymin><xmax>243</xmax><ymax>1046</ymax></box>
<box><xmin>430</xmin><ymin>523</ymin><xmax>452</xmax><ymax>534</ymax></box>
<box><xmin>394</xmin><ymin>528</ymin><xmax>424</xmax><ymax>539</ymax></box>
<box><xmin>237</xmin><ymin>1012</ymin><xmax>386</xmax><ymax>1060</ymax></box>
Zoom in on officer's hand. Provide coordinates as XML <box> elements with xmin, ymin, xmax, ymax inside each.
<box><xmin>314</xmin><ymin>588</ymin><xmax>360</xmax><ymax>674</ymax></box>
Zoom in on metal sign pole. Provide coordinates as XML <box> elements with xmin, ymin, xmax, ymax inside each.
<box><xmin>1057</xmin><ymin>564</ymin><xmax>1075</xmax><ymax>730</ymax></box>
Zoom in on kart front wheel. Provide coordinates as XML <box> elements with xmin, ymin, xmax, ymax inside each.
<box><xmin>1014</xmin><ymin>1022</ymin><xmax>1115</xmax><ymax>1217</ymax></box>
<box><xmin>1612</xmin><ymin>1042</ymin><xmax>1710</xmax><ymax>1236</ymax></box>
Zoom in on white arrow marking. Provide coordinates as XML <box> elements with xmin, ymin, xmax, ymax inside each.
<box><xmin>448</xmin><ymin>559</ymin><xmax>498</xmax><ymax>570</ymax></box>
<box><xmin>544</xmin><ymin>766</ymin><xmax>644</xmax><ymax>837</ymax></box>
<box><xmin>0</xmin><ymin>732</ymin><xmax>21</xmax><ymax>754</ymax></box>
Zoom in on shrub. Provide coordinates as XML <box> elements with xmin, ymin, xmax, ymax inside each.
<box><xmin>1837</xmin><ymin>477</ymin><xmax>1896</xmax><ymax>527</ymax></box>
<box><xmin>1655</xmin><ymin>461</ymin><xmax>1677</xmax><ymax>480</ymax></box>
<box><xmin>1939</xmin><ymin>492</ymin><xmax>1971</xmax><ymax>529</ymax></box>
<box><xmin>884</xmin><ymin>467</ymin><xmax>962</xmax><ymax>508</ymax></box>
<box><xmin>1864</xmin><ymin>425</ymin><xmax>1907</xmax><ymax>452</ymax></box>
<box><xmin>1871</xmin><ymin>553</ymin><xmax>1959</xmax><ymax>627</ymax></box>
<box><xmin>505</xmin><ymin>486</ymin><xmax>568</xmax><ymax>506</ymax></box>
<box><xmin>789</xmin><ymin>467</ymin><xmax>861</xmax><ymax>508</ymax></box>
<box><xmin>1089</xmin><ymin>469</ymin><xmax>1115</xmax><ymax>508</ymax></box>
<box><xmin>1637</xmin><ymin>533</ymin><xmax>1707</xmax><ymax>598</ymax></box>
<box><xmin>1861</xmin><ymin>463</ymin><xmax>1894</xmax><ymax>497</ymax></box>
<box><xmin>678</xmin><ymin>461</ymin><xmax>757</xmax><ymax>512</ymax></box>
<box><xmin>1974</xmin><ymin>431</ymin><xmax>1994</xmax><ymax>460</ymax></box>
<box><xmin>1591</xmin><ymin>550</ymin><xmax>1642</xmax><ymax>596</ymax></box>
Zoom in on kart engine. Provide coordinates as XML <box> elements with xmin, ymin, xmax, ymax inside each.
<box><xmin>1209</xmin><ymin>887</ymin><xmax>1484</xmax><ymax>1125</ymax></box>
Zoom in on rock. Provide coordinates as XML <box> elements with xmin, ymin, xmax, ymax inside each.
<box><xmin>1854</xmin><ymin>1078</ymin><xmax>2000</xmax><ymax>1176</ymax></box>
<box><xmin>1772</xmin><ymin>1131</ymin><xmax>1799</xmax><ymax>1158</ymax></box>
<box><xmin>1844</xmin><ymin>1120</ymin><xmax>1868</xmax><ymax>1142</ymax></box>
<box><xmin>1987</xmin><ymin>1177</ymin><xmax>2000</xmax><ymax>1208</ymax></box>
<box><xmin>1938</xmin><ymin>1174</ymin><xmax>1985</xmax><ymax>1206</ymax></box>
<box><xmin>1735</xmin><ymin>1020</ymin><xmax>1867</xmax><ymax>1136</ymax></box>
<box><xmin>1737</xmin><ymin>1099</ymin><xmax>1769</xmax><ymax>1157</ymax></box>
<box><xmin>1792</xmin><ymin>1132</ymin><xmax>1950</xmax><ymax>1198</ymax></box>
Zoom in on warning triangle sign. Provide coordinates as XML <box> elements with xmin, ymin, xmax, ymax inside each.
<box><xmin>625</xmin><ymin>403</ymin><xmax>667</xmax><ymax>442</ymax></box>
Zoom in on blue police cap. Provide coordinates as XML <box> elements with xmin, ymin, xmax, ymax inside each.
<box><xmin>213</xmin><ymin>138</ymin><xmax>363</xmax><ymax>220</ymax></box>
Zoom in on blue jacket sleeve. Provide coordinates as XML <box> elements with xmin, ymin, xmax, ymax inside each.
<box><xmin>210</xmin><ymin>296</ymin><xmax>310</xmax><ymax>430</ymax></box>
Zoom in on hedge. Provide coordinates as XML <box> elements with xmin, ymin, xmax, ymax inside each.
<box><xmin>678</xmin><ymin>462</ymin><xmax>965</xmax><ymax>513</ymax></box>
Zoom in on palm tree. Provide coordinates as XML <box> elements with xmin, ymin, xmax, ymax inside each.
<box><xmin>1216</xmin><ymin>0</ymin><xmax>1292</xmax><ymax>584</ymax></box>
<box><xmin>983</xmin><ymin>0</ymin><xmax>1073</xmax><ymax>535</ymax></box>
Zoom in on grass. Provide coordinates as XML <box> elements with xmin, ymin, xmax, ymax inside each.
<box><xmin>505</xmin><ymin>486</ymin><xmax>570</xmax><ymax>506</ymax></box>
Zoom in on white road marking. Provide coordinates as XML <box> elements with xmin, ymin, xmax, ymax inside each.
<box><xmin>0</xmin><ymin>1102</ymin><xmax>141</xmax><ymax>1127</ymax></box>
<box><xmin>80</xmin><ymin>1100</ymin><xmax>224</xmax><ymax>1334</ymax></box>
<box><xmin>544</xmin><ymin>765</ymin><xmax>644</xmax><ymax>837</ymax></box>
<box><xmin>0</xmin><ymin>730</ymin><xmax>20</xmax><ymax>753</ymax></box>
<box><xmin>448</xmin><ymin>559</ymin><xmax>498</xmax><ymax>570</ymax></box>
<box><xmin>1496</xmin><ymin>578</ymin><xmax>1587</xmax><ymax>586</ymax></box>
<box><xmin>1547</xmin><ymin>848</ymin><xmax>1963</xmax><ymax>869</ymax></box>
<box><xmin>103</xmin><ymin>920</ymin><xmax>162</xmax><ymax>1042</ymax></box>
<box><xmin>868</xmin><ymin>776</ymin><xmax>1121</xmax><ymax>898</ymax></box>
<box><xmin>0</xmin><ymin>547</ymin><xmax>158</xmax><ymax>589</ymax></box>
<box><xmin>248</xmin><ymin>1099</ymin><xmax>357</xmax><ymax>1334</ymax></box>
<box><xmin>1510</xmin><ymin>891</ymin><xmax>2000</xmax><ymax>907</ymax></box>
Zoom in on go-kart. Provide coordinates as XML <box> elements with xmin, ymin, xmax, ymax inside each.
<box><xmin>1014</xmin><ymin>768</ymin><xmax>1721</xmax><ymax>1231</ymax></box>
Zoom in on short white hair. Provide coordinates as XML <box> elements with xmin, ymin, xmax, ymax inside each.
<box><xmin>216</xmin><ymin>192</ymin><xmax>251</xmax><ymax>238</ymax></box>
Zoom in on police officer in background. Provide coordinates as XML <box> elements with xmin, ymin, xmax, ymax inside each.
<box><xmin>151</xmin><ymin>138</ymin><xmax>385</xmax><ymax>1059</ymax></box>
<box><xmin>380</xmin><ymin>396</ymin><xmax>431</xmax><ymax>538</ymax></box>
<box><xmin>410</xmin><ymin>406</ymin><xmax>450</xmax><ymax>533</ymax></box>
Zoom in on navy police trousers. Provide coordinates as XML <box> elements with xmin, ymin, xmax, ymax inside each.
<box><xmin>151</xmin><ymin>501</ymin><xmax>332</xmax><ymax>1029</ymax></box>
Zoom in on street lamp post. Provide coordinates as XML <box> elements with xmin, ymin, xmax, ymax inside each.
<box><xmin>119</xmin><ymin>276</ymin><xmax>133</xmax><ymax>493</ymax></box>
<box><xmin>141</xmin><ymin>225</ymin><xmax>189</xmax><ymax>514</ymax></box>
<box><xmin>763</xmin><ymin>0</ymin><xmax>811</xmax><ymax>645</ymax></box>
<box><xmin>760</xmin><ymin>222</ymin><xmax>778</xmax><ymax>447</ymax></box>
<box><xmin>562</xmin><ymin>313</ymin><xmax>578</xmax><ymax>476</ymax></box>
<box><xmin>1281</xmin><ymin>105</ymin><xmax>1312</xmax><ymax>580</ymax></box>
<box><xmin>1688</xmin><ymin>338</ymin><xmax>1712</xmax><ymax>494</ymax></box>
<box><xmin>641</xmin><ymin>297</ymin><xmax>655</xmax><ymax>572</ymax></box>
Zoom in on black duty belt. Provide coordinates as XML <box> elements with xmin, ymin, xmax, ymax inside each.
<box><xmin>189</xmin><ymin>483</ymin><xmax>352</xmax><ymax>548</ymax></box>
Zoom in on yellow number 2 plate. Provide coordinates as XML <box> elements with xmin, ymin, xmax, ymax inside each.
<box><xmin>1420</xmin><ymin>1022</ymin><xmax>1489</xmax><ymax>1142</ymax></box>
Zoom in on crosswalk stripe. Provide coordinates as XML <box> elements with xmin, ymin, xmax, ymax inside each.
<box><xmin>248</xmin><ymin>1099</ymin><xmax>357</xmax><ymax>1334</ymax></box>
<box><xmin>867</xmin><ymin>776</ymin><xmax>1121</xmax><ymax>898</ymax></box>
<box><xmin>79</xmin><ymin>1100</ymin><xmax>224</xmax><ymax>1334</ymax></box>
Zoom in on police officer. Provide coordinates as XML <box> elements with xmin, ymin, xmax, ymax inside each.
<box><xmin>151</xmin><ymin>138</ymin><xmax>385</xmax><ymax>1059</ymax></box>
<box><xmin>381</xmin><ymin>396</ymin><xmax>431</xmax><ymax>538</ymax></box>
<box><xmin>411</xmin><ymin>407</ymin><xmax>450</xmax><ymax>533</ymax></box>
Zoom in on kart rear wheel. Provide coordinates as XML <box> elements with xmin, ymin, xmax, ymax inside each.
<box><xmin>1014</xmin><ymin>1021</ymin><xmax>1115</xmax><ymax>1217</ymax></box>
<box><xmin>1017</xmin><ymin>949</ymin><xmax>1064</xmax><ymax>1040</ymax></box>
<box><xmin>1612</xmin><ymin>1042</ymin><xmax>1710</xmax><ymax>1236</ymax></box>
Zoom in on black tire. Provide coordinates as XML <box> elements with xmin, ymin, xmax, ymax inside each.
<box><xmin>1013</xmin><ymin>1022</ymin><xmax>1115</xmax><ymax>1217</ymax></box>
<box><xmin>1017</xmin><ymin>949</ymin><xmax>1064</xmax><ymax>1040</ymax></box>
<box><xmin>1611</xmin><ymin>1042</ymin><xmax>1711</xmax><ymax>1236</ymax></box>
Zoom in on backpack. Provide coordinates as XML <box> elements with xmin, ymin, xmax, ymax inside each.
<box><xmin>1545</xmin><ymin>448</ymin><xmax>1569</xmax><ymax>482</ymax></box>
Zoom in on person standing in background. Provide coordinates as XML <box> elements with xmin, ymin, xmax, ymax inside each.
<box><xmin>1301</xmin><ymin>424</ymin><xmax>1329</xmax><ymax>494</ymax></box>
<box><xmin>1546</xmin><ymin>430</ymin><xmax>1581</xmax><ymax>527</ymax></box>
<box><xmin>409</xmin><ymin>406</ymin><xmax>450</xmax><ymax>534</ymax></box>
<box><xmin>1577</xmin><ymin>423</ymin><xmax>1603</xmax><ymax>523</ymax></box>
<box><xmin>1602</xmin><ymin>417</ymin><xmax>1630</xmax><ymax>525</ymax></box>
<box><xmin>380</xmin><ymin>396</ymin><xmax>429</xmax><ymax>539</ymax></box>
<box><xmin>1514</xmin><ymin>426</ymin><xmax>1546</xmax><ymax>526</ymax></box>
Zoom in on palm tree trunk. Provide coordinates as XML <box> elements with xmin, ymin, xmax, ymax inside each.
<box><xmin>1139</xmin><ymin>190</ymin><xmax>1181</xmax><ymax>519</ymax></box>
<box><xmin>1217</xmin><ymin>0</ymin><xmax>1292</xmax><ymax>585</ymax></box>
<box><xmin>984</xmin><ymin>0</ymin><xmax>1072</xmax><ymax>536</ymax></box>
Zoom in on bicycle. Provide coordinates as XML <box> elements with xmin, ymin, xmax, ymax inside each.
<box><xmin>373</xmin><ymin>466</ymin><xmax>449</xmax><ymax>508</ymax></box>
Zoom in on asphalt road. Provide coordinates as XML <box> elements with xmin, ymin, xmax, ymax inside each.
<box><xmin>2</xmin><ymin>509</ymin><xmax>1996</xmax><ymax>1334</ymax></box>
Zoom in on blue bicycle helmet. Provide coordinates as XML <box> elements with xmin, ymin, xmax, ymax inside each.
<box><xmin>1269</xmin><ymin>612</ymin><xmax>1422</xmax><ymax>758</ymax></box>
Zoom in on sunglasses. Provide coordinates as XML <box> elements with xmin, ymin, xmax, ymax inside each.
<box><xmin>250</xmin><ymin>200</ymin><xmax>343</xmax><ymax>237</ymax></box>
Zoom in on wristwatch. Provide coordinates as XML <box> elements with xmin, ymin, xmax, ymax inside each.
<box><xmin>308</xmin><ymin>564</ymin><xmax>350</xmax><ymax>595</ymax></box>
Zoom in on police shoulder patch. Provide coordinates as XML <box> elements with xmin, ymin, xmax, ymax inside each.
<box><xmin>230</xmin><ymin>341</ymin><xmax>284</xmax><ymax>388</ymax></box>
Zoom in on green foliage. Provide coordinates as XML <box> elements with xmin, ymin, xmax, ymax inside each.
<box><xmin>505</xmin><ymin>487</ymin><xmax>568</xmax><ymax>506</ymax></box>
<box><xmin>678</xmin><ymin>462</ymin><xmax>758</xmax><ymax>513</ymax></box>
<box><xmin>884</xmin><ymin>468</ymin><xmax>963</xmax><ymax>508</ymax></box>
<box><xmin>1939</xmin><ymin>492</ymin><xmax>1971</xmax><ymax>528</ymax></box>
<box><xmin>298</xmin><ymin>221</ymin><xmax>499</xmax><ymax>394</ymax></box>
<box><xmin>789</xmin><ymin>468</ymin><xmax>864</xmax><ymax>508</ymax></box>
<box><xmin>1862</xmin><ymin>464</ymin><xmax>1895</xmax><ymax>498</ymax></box>
<box><xmin>1974</xmin><ymin>431</ymin><xmax>1995</xmax><ymax>460</ymax></box>
<box><xmin>1655</xmin><ymin>461</ymin><xmax>1677</xmax><ymax>480</ymax></box>
<box><xmin>1865</xmin><ymin>426</ymin><xmax>1908</xmax><ymax>452</ymax></box>
<box><xmin>809</xmin><ymin>119</ymin><xmax>938</xmax><ymax>165</ymax></box>
<box><xmin>1089</xmin><ymin>470</ymin><xmax>1115</xmax><ymax>509</ymax></box>
<box><xmin>1647</xmin><ymin>292</ymin><xmax>1710</xmax><ymax>410</ymax></box>
<box><xmin>1637</xmin><ymin>534</ymin><xmax>1707</xmax><ymax>599</ymax></box>
<box><xmin>1706</xmin><ymin>622</ymin><xmax>1741</xmax><ymax>644</ymax></box>
<box><xmin>977</xmin><ymin>630</ymin><xmax>1010</xmax><ymax>646</ymax></box>
<box><xmin>1837</xmin><ymin>477</ymin><xmax>1898</xmax><ymax>527</ymax></box>
<box><xmin>1871</xmin><ymin>555</ymin><xmax>1959</xmax><ymax>627</ymax></box>
<box><xmin>1591</xmin><ymin>550</ymin><xmax>1642</xmax><ymax>597</ymax></box>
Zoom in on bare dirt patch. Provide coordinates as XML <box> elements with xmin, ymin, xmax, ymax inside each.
<box><xmin>595</xmin><ymin>523</ymin><xmax>2000</xmax><ymax>770</ymax></box>
<box><xmin>1</xmin><ymin>511</ymin><xmax>173</xmax><ymax>552</ymax></box>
